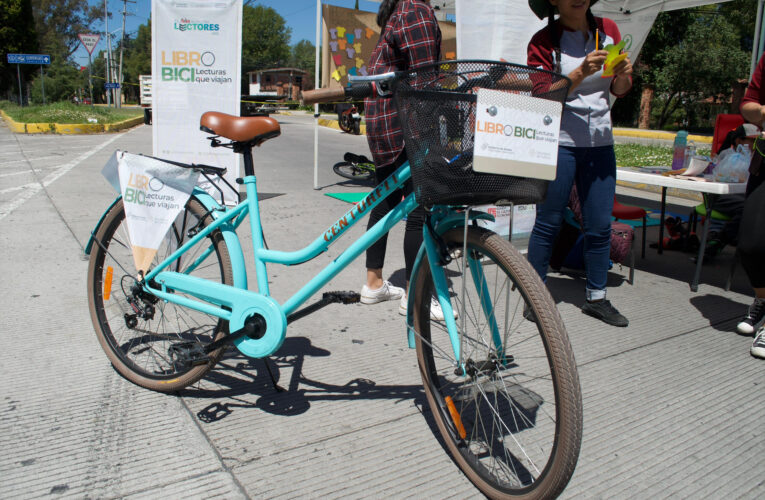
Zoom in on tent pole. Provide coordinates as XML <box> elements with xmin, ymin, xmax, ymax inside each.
<box><xmin>752</xmin><ymin>0</ymin><xmax>765</xmax><ymax>80</ymax></box>
<box><xmin>314</xmin><ymin>0</ymin><xmax>321</xmax><ymax>190</ymax></box>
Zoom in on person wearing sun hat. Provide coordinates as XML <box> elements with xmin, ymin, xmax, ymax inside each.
<box><xmin>524</xmin><ymin>0</ymin><xmax>633</xmax><ymax>327</ymax></box>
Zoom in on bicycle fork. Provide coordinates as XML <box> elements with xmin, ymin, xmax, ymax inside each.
<box><xmin>407</xmin><ymin>207</ymin><xmax>505</xmax><ymax>375</ymax></box>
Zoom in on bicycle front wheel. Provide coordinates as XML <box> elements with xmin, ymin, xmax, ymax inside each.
<box><xmin>333</xmin><ymin>161</ymin><xmax>374</xmax><ymax>182</ymax></box>
<box><xmin>412</xmin><ymin>226</ymin><xmax>582</xmax><ymax>499</ymax></box>
<box><xmin>87</xmin><ymin>196</ymin><xmax>233</xmax><ymax>392</ymax></box>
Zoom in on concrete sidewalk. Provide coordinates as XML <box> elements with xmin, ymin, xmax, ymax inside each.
<box><xmin>0</xmin><ymin>115</ymin><xmax>762</xmax><ymax>499</ymax></box>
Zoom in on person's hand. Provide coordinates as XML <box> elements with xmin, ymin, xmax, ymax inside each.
<box><xmin>580</xmin><ymin>50</ymin><xmax>608</xmax><ymax>77</ymax></box>
<box><xmin>611</xmin><ymin>56</ymin><xmax>633</xmax><ymax>79</ymax></box>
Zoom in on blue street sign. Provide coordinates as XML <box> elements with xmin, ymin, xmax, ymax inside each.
<box><xmin>7</xmin><ymin>53</ymin><xmax>51</xmax><ymax>65</ymax></box>
<box><xmin>104</xmin><ymin>82</ymin><xmax>120</xmax><ymax>89</ymax></box>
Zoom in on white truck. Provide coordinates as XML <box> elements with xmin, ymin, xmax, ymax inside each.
<box><xmin>139</xmin><ymin>75</ymin><xmax>152</xmax><ymax>124</ymax></box>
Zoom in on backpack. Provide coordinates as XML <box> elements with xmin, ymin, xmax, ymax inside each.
<box><xmin>551</xmin><ymin>185</ymin><xmax>634</xmax><ymax>268</ymax></box>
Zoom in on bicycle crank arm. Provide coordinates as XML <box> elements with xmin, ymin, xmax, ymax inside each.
<box><xmin>286</xmin><ymin>290</ymin><xmax>360</xmax><ymax>324</ymax></box>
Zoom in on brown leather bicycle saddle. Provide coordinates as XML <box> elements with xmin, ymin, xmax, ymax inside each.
<box><xmin>200</xmin><ymin>111</ymin><xmax>281</xmax><ymax>144</ymax></box>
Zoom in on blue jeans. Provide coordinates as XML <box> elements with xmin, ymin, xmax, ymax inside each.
<box><xmin>528</xmin><ymin>145</ymin><xmax>616</xmax><ymax>300</ymax></box>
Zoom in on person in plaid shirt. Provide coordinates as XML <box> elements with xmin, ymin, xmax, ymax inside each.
<box><xmin>359</xmin><ymin>0</ymin><xmax>449</xmax><ymax>320</ymax></box>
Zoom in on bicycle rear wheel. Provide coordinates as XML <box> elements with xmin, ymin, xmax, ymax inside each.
<box><xmin>333</xmin><ymin>161</ymin><xmax>374</xmax><ymax>182</ymax></box>
<box><xmin>412</xmin><ymin>226</ymin><xmax>582</xmax><ymax>499</ymax></box>
<box><xmin>87</xmin><ymin>196</ymin><xmax>233</xmax><ymax>392</ymax></box>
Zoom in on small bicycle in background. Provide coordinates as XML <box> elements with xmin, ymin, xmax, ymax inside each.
<box><xmin>86</xmin><ymin>61</ymin><xmax>582</xmax><ymax>499</ymax></box>
<box><xmin>333</xmin><ymin>152</ymin><xmax>375</xmax><ymax>182</ymax></box>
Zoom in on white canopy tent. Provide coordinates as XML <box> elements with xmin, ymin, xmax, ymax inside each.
<box><xmin>456</xmin><ymin>0</ymin><xmax>734</xmax><ymax>68</ymax></box>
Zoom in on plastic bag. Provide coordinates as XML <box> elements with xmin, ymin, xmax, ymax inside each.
<box><xmin>713</xmin><ymin>144</ymin><xmax>752</xmax><ymax>183</ymax></box>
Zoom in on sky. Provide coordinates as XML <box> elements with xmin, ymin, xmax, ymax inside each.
<box><xmin>72</xmin><ymin>0</ymin><xmax>382</xmax><ymax>68</ymax></box>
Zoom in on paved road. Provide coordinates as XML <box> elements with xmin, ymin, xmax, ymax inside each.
<box><xmin>0</xmin><ymin>115</ymin><xmax>762</xmax><ymax>499</ymax></box>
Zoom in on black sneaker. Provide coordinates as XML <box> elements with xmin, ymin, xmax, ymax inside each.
<box><xmin>582</xmin><ymin>299</ymin><xmax>629</xmax><ymax>327</ymax></box>
<box><xmin>751</xmin><ymin>327</ymin><xmax>765</xmax><ymax>359</ymax></box>
<box><xmin>737</xmin><ymin>298</ymin><xmax>765</xmax><ymax>335</ymax></box>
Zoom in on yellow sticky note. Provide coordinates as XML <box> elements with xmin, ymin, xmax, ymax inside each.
<box><xmin>354</xmin><ymin>42</ymin><xmax>362</xmax><ymax>53</ymax></box>
<box><xmin>355</xmin><ymin>57</ymin><xmax>364</xmax><ymax>68</ymax></box>
<box><xmin>332</xmin><ymin>69</ymin><xmax>341</xmax><ymax>81</ymax></box>
<box><xmin>338</xmin><ymin>65</ymin><xmax>346</xmax><ymax>77</ymax></box>
<box><xmin>337</xmin><ymin>27</ymin><xmax>346</xmax><ymax>38</ymax></box>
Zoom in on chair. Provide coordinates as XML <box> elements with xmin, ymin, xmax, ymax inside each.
<box><xmin>711</xmin><ymin>114</ymin><xmax>745</xmax><ymax>156</ymax></box>
<box><xmin>612</xmin><ymin>199</ymin><xmax>647</xmax><ymax>258</ymax></box>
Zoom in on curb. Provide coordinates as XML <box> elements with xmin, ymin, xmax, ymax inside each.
<box><xmin>311</xmin><ymin>117</ymin><xmax>711</xmax><ymax>145</ymax></box>
<box><xmin>317</xmin><ymin>117</ymin><xmax>367</xmax><ymax>135</ymax></box>
<box><xmin>613</xmin><ymin>128</ymin><xmax>712</xmax><ymax>144</ymax></box>
<box><xmin>0</xmin><ymin>109</ymin><xmax>143</xmax><ymax>134</ymax></box>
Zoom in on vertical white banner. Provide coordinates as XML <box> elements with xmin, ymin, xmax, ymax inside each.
<box><xmin>456</xmin><ymin>0</ymin><xmax>545</xmax><ymax>64</ymax></box>
<box><xmin>152</xmin><ymin>0</ymin><xmax>242</xmax><ymax>203</ymax></box>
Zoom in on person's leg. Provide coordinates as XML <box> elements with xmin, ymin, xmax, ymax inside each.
<box><xmin>736</xmin><ymin>178</ymin><xmax>765</xmax><ymax>335</ymax></box>
<box><xmin>576</xmin><ymin>146</ymin><xmax>616</xmax><ymax>299</ymax></box>
<box><xmin>361</xmin><ymin>157</ymin><xmax>405</xmax><ymax>304</ymax></box>
<box><xmin>527</xmin><ymin>146</ymin><xmax>577</xmax><ymax>282</ymax></box>
<box><xmin>576</xmin><ymin>146</ymin><xmax>628</xmax><ymax>327</ymax></box>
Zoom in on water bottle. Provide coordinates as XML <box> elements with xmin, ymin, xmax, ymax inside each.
<box><xmin>671</xmin><ymin>130</ymin><xmax>688</xmax><ymax>170</ymax></box>
<box><xmin>683</xmin><ymin>141</ymin><xmax>696</xmax><ymax>169</ymax></box>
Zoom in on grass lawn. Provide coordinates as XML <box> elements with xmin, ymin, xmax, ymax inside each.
<box><xmin>614</xmin><ymin>143</ymin><xmax>711</xmax><ymax>167</ymax></box>
<box><xmin>0</xmin><ymin>101</ymin><xmax>142</xmax><ymax>124</ymax></box>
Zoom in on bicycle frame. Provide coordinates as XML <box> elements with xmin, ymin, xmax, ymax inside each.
<box><xmin>97</xmin><ymin>159</ymin><xmax>496</xmax><ymax>362</ymax></box>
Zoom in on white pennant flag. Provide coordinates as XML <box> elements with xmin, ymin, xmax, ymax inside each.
<box><xmin>116</xmin><ymin>152</ymin><xmax>200</xmax><ymax>275</ymax></box>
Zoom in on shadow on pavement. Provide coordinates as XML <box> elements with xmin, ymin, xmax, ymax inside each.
<box><xmin>181</xmin><ymin>336</ymin><xmax>427</xmax><ymax>421</ymax></box>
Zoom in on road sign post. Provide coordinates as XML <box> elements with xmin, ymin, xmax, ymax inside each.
<box><xmin>16</xmin><ymin>64</ymin><xmax>22</xmax><ymax>106</ymax></box>
<box><xmin>6</xmin><ymin>54</ymin><xmax>51</xmax><ymax>107</ymax></box>
<box><xmin>40</xmin><ymin>65</ymin><xmax>45</xmax><ymax>105</ymax></box>
<box><xmin>78</xmin><ymin>34</ymin><xmax>100</xmax><ymax>106</ymax></box>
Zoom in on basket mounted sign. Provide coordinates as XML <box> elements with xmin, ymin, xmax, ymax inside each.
<box><xmin>473</xmin><ymin>88</ymin><xmax>562</xmax><ymax>180</ymax></box>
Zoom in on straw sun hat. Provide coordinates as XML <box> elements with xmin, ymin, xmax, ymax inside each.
<box><xmin>528</xmin><ymin>0</ymin><xmax>601</xmax><ymax>20</ymax></box>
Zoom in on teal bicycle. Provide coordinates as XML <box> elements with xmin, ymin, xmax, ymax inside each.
<box><xmin>86</xmin><ymin>61</ymin><xmax>582</xmax><ymax>499</ymax></box>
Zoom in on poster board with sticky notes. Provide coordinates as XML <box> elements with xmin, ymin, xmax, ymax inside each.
<box><xmin>321</xmin><ymin>5</ymin><xmax>456</xmax><ymax>89</ymax></box>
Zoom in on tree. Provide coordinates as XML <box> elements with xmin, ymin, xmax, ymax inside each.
<box><xmin>633</xmin><ymin>2</ymin><xmax>755</xmax><ymax>130</ymax></box>
<box><xmin>121</xmin><ymin>22</ymin><xmax>152</xmax><ymax>102</ymax></box>
<box><xmin>30</xmin><ymin>0</ymin><xmax>101</xmax><ymax>60</ymax></box>
<box><xmin>29</xmin><ymin>59</ymin><xmax>86</xmax><ymax>103</ymax></box>
<box><xmin>241</xmin><ymin>4</ymin><xmax>292</xmax><ymax>77</ymax></box>
<box><xmin>0</xmin><ymin>0</ymin><xmax>38</xmax><ymax>97</ymax></box>
<box><xmin>649</xmin><ymin>14</ymin><xmax>749</xmax><ymax>128</ymax></box>
<box><xmin>290</xmin><ymin>40</ymin><xmax>316</xmax><ymax>74</ymax></box>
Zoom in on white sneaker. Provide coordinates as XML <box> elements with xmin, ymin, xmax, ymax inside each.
<box><xmin>360</xmin><ymin>280</ymin><xmax>405</xmax><ymax>304</ymax></box>
<box><xmin>398</xmin><ymin>294</ymin><xmax>457</xmax><ymax>321</ymax></box>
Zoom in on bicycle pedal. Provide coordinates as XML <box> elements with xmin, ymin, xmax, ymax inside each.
<box><xmin>323</xmin><ymin>290</ymin><xmax>361</xmax><ymax>304</ymax></box>
<box><xmin>168</xmin><ymin>342</ymin><xmax>210</xmax><ymax>368</ymax></box>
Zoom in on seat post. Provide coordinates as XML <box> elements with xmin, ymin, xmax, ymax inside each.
<box><xmin>242</xmin><ymin>147</ymin><xmax>255</xmax><ymax>177</ymax></box>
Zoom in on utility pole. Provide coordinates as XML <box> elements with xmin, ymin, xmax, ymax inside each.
<box><xmin>117</xmin><ymin>0</ymin><xmax>135</xmax><ymax>108</ymax></box>
<box><xmin>104</xmin><ymin>0</ymin><xmax>111</xmax><ymax>106</ymax></box>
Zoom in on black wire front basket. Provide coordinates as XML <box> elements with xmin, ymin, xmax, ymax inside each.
<box><xmin>393</xmin><ymin>60</ymin><xmax>571</xmax><ymax>206</ymax></box>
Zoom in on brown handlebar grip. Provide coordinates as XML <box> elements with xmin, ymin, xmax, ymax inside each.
<box><xmin>301</xmin><ymin>87</ymin><xmax>347</xmax><ymax>105</ymax></box>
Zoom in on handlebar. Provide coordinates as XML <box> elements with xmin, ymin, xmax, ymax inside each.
<box><xmin>300</xmin><ymin>82</ymin><xmax>374</xmax><ymax>105</ymax></box>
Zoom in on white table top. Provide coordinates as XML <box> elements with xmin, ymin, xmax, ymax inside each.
<box><xmin>617</xmin><ymin>167</ymin><xmax>747</xmax><ymax>195</ymax></box>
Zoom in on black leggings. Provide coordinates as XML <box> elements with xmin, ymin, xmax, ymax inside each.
<box><xmin>365</xmin><ymin>152</ymin><xmax>425</xmax><ymax>282</ymax></box>
<box><xmin>739</xmin><ymin>172</ymin><xmax>765</xmax><ymax>288</ymax></box>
